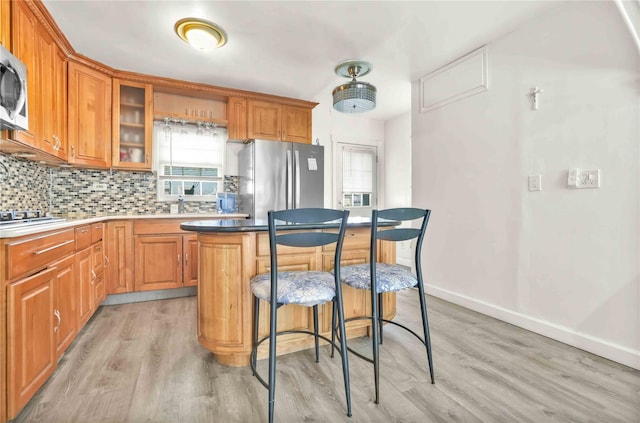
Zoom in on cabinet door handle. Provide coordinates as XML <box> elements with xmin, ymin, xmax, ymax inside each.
<box><xmin>91</xmin><ymin>269</ymin><xmax>96</xmax><ymax>281</ymax></box>
<box><xmin>71</xmin><ymin>145</ymin><xmax>75</xmax><ymax>158</ymax></box>
<box><xmin>105</xmin><ymin>255</ymin><xmax>110</xmax><ymax>266</ymax></box>
<box><xmin>54</xmin><ymin>309</ymin><xmax>61</xmax><ymax>332</ymax></box>
<box><xmin>177</xmin><ymin>254</ymin><xmax>181</xmax><ymax>265</ymax></box>
<box><xmin>80</xmin><ymin>228</ymin><xmax>89</xmax><ymax>233</ymax></box>
<box><xmin>33</xmin><ymin>239</ymin><xmax>74</xmax><ymax>256</ymax></box>
<box><xmin>145</xmin><ymin>153</ymin><xmax>149</xmax><ymax>164</ymax></box>
<box><xmin>185</xmin><ymin>253</ymin><xmax>188</xmax><ymax>265</ymax></box>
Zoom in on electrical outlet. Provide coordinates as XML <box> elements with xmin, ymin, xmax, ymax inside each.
<box><xmin>92</xmin><ymin>182</ymin><xmax>107</xmax><ymax>191</ymax></box>
<box><xmin>568</xmin><ymin>168</ymin><xmax>600</xmax><ymax>189</ymax></box>
<box><xmin>579</xmin><ymin>169</ymin><xmax>600</xmax><ymax>188</ymax></box>
<box><xmin>528</xmin><ymin>175</ymin><xmax>542</xmax><ymax>191</ymax></box>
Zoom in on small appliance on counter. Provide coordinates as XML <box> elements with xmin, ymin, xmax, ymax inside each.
<box><xmin>216</xmin><ymin>192</ymin><xmax>237</xmax><ymax>214</ymax></box>
<box><xmin>0</xmin><ymin>210</ymin><xmax>65</xmax><ymax>228</ymax></box>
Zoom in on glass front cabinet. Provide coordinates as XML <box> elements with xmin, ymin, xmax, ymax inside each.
<box><xmin>112</xmin><ymin>79</ymin><xmax>153</xmax><ymax>170</ymax></box>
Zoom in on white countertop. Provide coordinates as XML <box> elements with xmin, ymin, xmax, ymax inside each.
<box><xmin>0</xmin><ymin>213</ymin><xmax>248</xmax><ymax>238</ymax></box>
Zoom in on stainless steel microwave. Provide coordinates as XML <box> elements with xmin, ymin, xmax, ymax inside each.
<box><xmin>0</xmin><ymin>44</ymin><xmax>28</xmax><ymax>131</ymax></box>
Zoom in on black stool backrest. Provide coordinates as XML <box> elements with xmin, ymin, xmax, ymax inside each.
<box><xmin>268</xmin><ymin>208</ymin><xmax>350</xmax><ymax>289</ymax></box>
<box><xmin>370</xmin><ymin>207</ymin><xmax>431</xmax><ymax>279</ymax></box>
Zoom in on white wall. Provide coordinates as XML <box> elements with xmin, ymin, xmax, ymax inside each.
<box><xmin>311</xmin><ymin>90</ymin><xmax>385</xmax><ymax>209</ymax></box>
<box><xmin>384</xmin><ymin>112</ymin><xmax>413</xmax><ymax>266</ymax></box>
<box><xmin>412</xmin><ymin>1</ymin><xmax>640</xmax><ymax>369</ymax></box>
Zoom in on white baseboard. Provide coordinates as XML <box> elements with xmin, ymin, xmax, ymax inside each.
<box><xmin>425</xmin><ymin>284</ymin><xmax>640</xmax><ymax>370</ymax></box>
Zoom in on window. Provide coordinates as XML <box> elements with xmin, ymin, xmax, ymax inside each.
<box><xmin>153</xmin><ymin>121</ymin><xmax>226</xmax><ymax>201</ymax></box>
<box><xmin>336</xmin><ymin>143</ymin><xmax>377</xmax><ymax>217</ymax></box>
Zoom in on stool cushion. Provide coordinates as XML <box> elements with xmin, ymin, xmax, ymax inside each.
<box><xmin>341</xmin><ymin>263</ymin><xmax>417</xmax><ymax>293</ymax></box>
<box><xmin>251</xmin><ymin>271</ymin><xmax>336</xmax><ymax>307</ymax></box>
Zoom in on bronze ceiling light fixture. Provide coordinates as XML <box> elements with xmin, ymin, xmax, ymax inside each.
<box><xmin>332</xmin><ymin>60</ymin><xmax>376</xmax><ymax>113</ymax></box>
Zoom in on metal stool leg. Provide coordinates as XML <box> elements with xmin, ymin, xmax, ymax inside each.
<box><xmin>313</xmin><ymin>304</ymin><xmax>319</xmax><ymax>362</ymax></box>
<box><xmin>331</xmin><ymin>301</ymin><xmax>337</xmax><ymax>358</ymax></box>
<box><xmin>268</xmin><ymin>301</ymin><xmax>278</xmax><ymax>423</ymax></box>
<box><xmin>335</xmin><ymin>289</ymin><xmax>352</xmax><ymax>416</ymax></box>
<box><xmin>370</xmin><ymin>287</ymin><xmax>380</xmax><ymax>404</ymax></box>
<box><xmin>416</xmin><ymin>282</ymin><xmax>434</xmax><ymax>384</ymax></box>
<box><xmin>253</xmin><ymin>296</ymin><xmax>260</xmax><ymax>375</ymax></box>
<box><xmin>378</xmin><ymin>292</ymin><xmax>384</xmax><ymax>345</ymax></box>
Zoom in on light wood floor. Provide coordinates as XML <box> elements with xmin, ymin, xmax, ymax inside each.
<box><xmin>13</xmin><ymin>290</ymin><xmax>640</xmax><ymax>423</ymax></box>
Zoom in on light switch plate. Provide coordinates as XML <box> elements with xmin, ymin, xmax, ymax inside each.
<box><xmin>528</xmin><ymin>175</ymin><xmax>542</xmax><ymax>191</ymax></box>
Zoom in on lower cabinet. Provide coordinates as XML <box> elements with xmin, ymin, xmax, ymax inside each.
<box><xmin>105</xmin><ymin>221</ymin><xmax>134</xmax><ymax>294</ymax></box>
<box><xmin>7</xmin><ymin>267</ymin><xmax>56</xmax><ymax>418</ymax></box>
<box><xmin>77</xmin><ymin>241</ymin><xmax>105</xmax><ymax>328</ymax></box>
<box><xmin>134</xmin><ymin>234</ymin><xmax>197</xmax><ymax>291</ymax></box>
<box><xmin>52</xmin><ymin>254</ymin><xmax>77</xmax><ymax>358</ymax></box>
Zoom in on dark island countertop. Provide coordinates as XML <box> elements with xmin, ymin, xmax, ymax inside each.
<box><xmin>180</xmin><ymin>216</ymin><xmax>397</xmax><ymax>233</ymax></box>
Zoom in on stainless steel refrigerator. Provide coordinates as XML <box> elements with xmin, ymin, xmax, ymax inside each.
<box><xmin>238</xmin><ymin>140</ymin><xmax>324</xmax><ymax>219</ymax></box>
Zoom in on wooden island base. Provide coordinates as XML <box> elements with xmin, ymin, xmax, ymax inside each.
<box><xmin>194</xmin><ymin>228</ymin><xmax>396</xmax><ymax>367</ymax></box>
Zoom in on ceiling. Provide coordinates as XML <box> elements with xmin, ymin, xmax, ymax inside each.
<box><xmin>42</xmin><ymin>1</ymin><xmax>563</xmax><ymax>121</ymax></box>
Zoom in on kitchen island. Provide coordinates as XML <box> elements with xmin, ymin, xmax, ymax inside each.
<box><xmin>181</xmin><ymin>218</ymin><xmax>397</xmax><ymax>366</ymax></box>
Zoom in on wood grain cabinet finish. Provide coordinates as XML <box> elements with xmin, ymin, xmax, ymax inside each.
<box><xmin>247</xmin><ymin>100</ymin><xmax>312</xmax><ymax>144</ymax></box>
<box><xmin>0</xmin><ymin>0</ymin><xmax>10</xmax><ymax>48</ymax></box>
<box><xmin>51</xmin><ymin>254</ymin><xmax>77</xmax><ymax>358</ymax></box>
<box><xmin>9</xmin><ymin>0</ymin><xmax>37</xmax><ymax>147</ymax></box>
<box><xmin>67</xmin><ymin>61</ymin><xmax>112</xmax><ymax>168</ymax></box>
<box><xmin>227</xmin><ymin>96</ymin><xmax>247</xmax><ymax>141</ymax></box>
<box><xmin>7</xmin><ymin>267</ymin><xmax>56</xmax><ymax>418</ymax></box>
<box><xmin>76</xmin><ymin>233</ymin><xmax>104</xmax><ymax>328</ymax></box>
<box><xmin>112</xmin><ymin>79</ymin><xmax>153</xmax><ymax>170</ymax></box>
<box><xmin>9</xmin><ymin>0</ymin><xmax>67</xmax><ymax>159</ymax></box>
<box><xmin>134</xmin><ymin>234</ymin><xmax>198</xmax><ymax>291</ymax></box>
<box><xmin>196</xmin><ymin>228</ymin><xmax>396</xmax><ymax>367</ymax></box>
<box><xmin>105</xmin><ymin>221</ymin><xmax>134</xmax><ymax>294</ymax></box>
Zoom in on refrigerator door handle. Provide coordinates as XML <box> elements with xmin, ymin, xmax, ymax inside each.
<box><xmin>294</xmin><ymin>150</ymin><xmax>301</xmax><ymax>208</ymax></box>
<box><xmin>286</xmin><ymin>149</ymin><xmax>293</xmax><ymax>209</ymax></box>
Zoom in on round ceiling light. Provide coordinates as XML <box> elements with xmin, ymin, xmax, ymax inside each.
<box><xmin>332</xmin><ymin>60</ymin><xmax>376</xmax><ymax>113</ymax></box>
<box><xmin>175</xmin><ymin>17</ymin><xmax>228</xmax><ymax>51</ymax></box>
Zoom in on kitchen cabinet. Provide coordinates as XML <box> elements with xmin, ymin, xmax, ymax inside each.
<box><xmin>7</xmin><ymin>267</ymin><xmax>56</xmax><ymax>418</ymax></box>
<box><xmin>112</xmin><ymin>79</ymin><xmax>153</xmax><ymax>170</ymax></box>
<box><xmin>227</xmin><ymin>96</ymin><xmax>247</xmax><ymax>140</ymax></box>
<box><xmin>75</xmin><ymin>224</ymin><xmax>105</xmax><ymax>328</ymax></box>
<box><xmin>134</xmin><ymin>234</ymin><xmax>198</xmax><ymax>291</ymax></box>
<box><xmin>105</xmin><ymin>221</ymin><xmax>134</xmax><ymax>294</ymax></box>
<box><xmin>51</xmin><ymin>254</ymin><xmax>77</xmax><ymax>358</ymax></box>
<box><xmin>0</xmin><ymin>0</ymin><xmax>10</xmax><ymax>48</ymax></box>
<box><xmin>9</xmin><ymin>0</ymin><xmax>37</xmax><ymax>147</ymax></box>
<box><xmin>67</xmin><ymin>60</ymin><xmax>112</xmax><ymax>168</ymax></box>
<box><xmin>247</xmin><ymin>100</ymin><xmax>312</xmax><ymax>144</ymax></box>
<box><xmin>9</xmin><ymin>1</ymin><xmax>67</xmax><ymax>159</ymax></box>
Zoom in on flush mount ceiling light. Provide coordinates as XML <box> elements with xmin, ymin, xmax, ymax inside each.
<box><xmin>175</xmin><ymin>17</ymin><xmax>228</xmax><ymax>51</ymax></box>
<box><xmin>332</xmin><ymin>60</ymin><xmax>376</xmax><ymax>113</ymax></box>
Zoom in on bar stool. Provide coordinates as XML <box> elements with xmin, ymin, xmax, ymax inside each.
<box><xmin>250</xmin><ymin>208</ymin><xmax>352</xmax><ymax>423</ymax></box>
<box><xmin>337</xmin><ymin>207</ymin><xmax>434</xmax><ymax>404</ymax></box>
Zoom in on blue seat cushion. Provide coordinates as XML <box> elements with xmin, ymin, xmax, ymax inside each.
<box><xmin>340</xmin><ymin>263</ymin><xmax>417</xmax><ymax>293</ymax></box>
<box><xmin>251</xmin><ymin>271</ymin><xmax>337</xmax><ymax>307</ymax></box>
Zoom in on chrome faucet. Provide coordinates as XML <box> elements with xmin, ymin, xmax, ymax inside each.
<box><xmin>178</xmin><ymin>195</ymin><xmax>185</xmax><ymax>214</ymax></box>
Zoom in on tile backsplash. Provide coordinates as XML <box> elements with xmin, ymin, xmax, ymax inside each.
<box><xmin>0</xmin><ymin>152</ymin><xmax>238</xmax><ymax>216</ymax></box>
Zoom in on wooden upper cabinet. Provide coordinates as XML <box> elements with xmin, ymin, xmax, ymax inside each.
<box><xmin>227</xmin><ymin>96</ymin><xmax>247</xmax><ymax>141</ymax></box>
<box><xmin>247</xmin><ymin>100</ymin><xmax>281</xmax><ymax>141</ymax></box>
<box><xmin>10</xmin><ymin>0</ymin><xmax>37</xmax><ymax>147</ymax></box>
<box><xmin>67</xmin><ymin>61</ymin><xmax>112</xmax><ymax>168</ymax></box>
<box><xmin>281</xmin><ymin>105</ymin><xmax>311</xmax><ymax>144</ymax></box>
<box><xmin>9</xmin><ymin>1</ymin><xmax>67</xmax><ymax>158</ymax></box>
<box><xmin>0</xmin><ymin>0</ymin><xmax>10</xmax><ymax>48</ymax></box>
<box><xmin>112</xmin><ymin>79</ymin><xmax>153</xmax><ymax>170</ymax></box>
<box><xmin>247</xmin><ymin>100</ymin><xmax>312</xmax><ymax>144</ymax></box>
